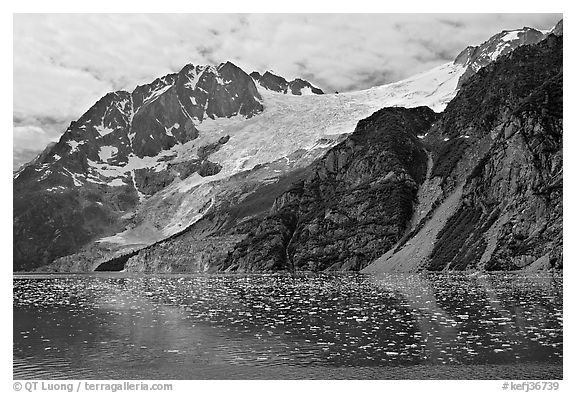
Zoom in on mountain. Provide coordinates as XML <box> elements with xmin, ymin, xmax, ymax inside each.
<box><xmin>228</xmin><ymin>34</ymin><xmax>562</xmax><ymax>273</ymax></box>
<box><xmin>366</xmin><ymin>34</ymin><xmax>562</xmax><ymax>272</ymax></box>
<box><xmin>250</xmin><ymin>71</ymin><xmax>324</xmax><ymax>95</ymax></box>
<box><xmin>222</xmin><ymin>106</ymin><xmax>436</xmax><ymax>272</ymax></box>
<box><xmin>13</xmin><ymin>141</ymin><xmax>57</xmax><ymax>176</ymax></box>
<box><xmin>14</xmin><ymin>61</ymin><xmax>265</xmax><ymax>271</ymax></box>
<box><xmin>31</xmin><ymin>60</ymin><xmax>466</xmax><ymax>273</ymax></box>
<box><xmin>454</xmin><ymin>26</ymin><xmax>545</xmax><ymax>87</ymax></box>
<box><xmin>14</xmin><ymin>21</ymin><xmax>562</xmax><ymax>272</ymax></box>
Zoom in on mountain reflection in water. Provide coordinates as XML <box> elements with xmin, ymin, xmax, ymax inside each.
<box><xmin>13</xmin><ymin>272</ymin><xmax>562</xmax><ymax>379</ymax></box>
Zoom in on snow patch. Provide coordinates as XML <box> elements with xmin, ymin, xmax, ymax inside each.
<box><xmin>34</xmin><ymin>163</ymin><xmax>50</xmax><ymax>172</ymax></box>
<box><xmin>194</xmin><ymin>62</ymin><xmax>465</xmax><ymax>181</ymax></box>
<box><xmin>109</xmin><ymin>178</ymin><xmax>125</xmax><ymax>187</ymax></box>
<box><xmin>130</xmin><ymin>169</ymin><xmax>146</xmax><ymax>202</ymax></box>
<box><xmin>165</xmin><ymin>122</ymin><xmax>180</xmax><ymax>137</ymax></box>
<box><xmin>95</xmin><ymin>124</ymin><xmax>115</xmax><ymax>137</ymax></box>
<box><xmin>67</xmin><ymin>140</ymin><xmax>85</xmax><ymax>153</ymax></box>
<box><xmin>87</xmin><ymin>159</ymin><xmax>124</xmax><ymax>178</ymax></box>
<box><xmin>39</xmin><ymin>170</ymin><xmax>52</xmax><ymax>181</ymax></box>
<box><xmin>299</xmin><ymin>86</ymin><xmax>315</xmax><ymax>96</ymax></box>
<box><xmin>85</xmin><ymin>174</ymin><xmax>108</xmax><ymax>185</ymax></box>
<box><xmin>143</xmin><ymin>84</ymin><xmax>172</xmax><ymax>106</ymax></box>
<box><xmin>46</xmin><ymin>186</ymin><xmax>66</xmax><ymax>192</ymax></box>
<box><xmin>183</xmin><ymin>66</ymin><xmax>206</xmax><ymax>90</ymax></box>
<box><xmin>501</xmin><ymin>30</ymin><xmax>520</xmax><ymax>42</ymax></box>
<box><xmin>175</xmin><ymin>173</ymin><xmax>208</xmax><ymax>194</ymax></box>
<box><xmin>490</xmin><ymin>43</ymin><xmax>510</xmax><ymax>61</ymax></box>
<box><xmin>98</xmin><ymin>146</ymin><xmax>118</xmax><ymax>161</ymax></box>
<box><xmin>61</xmin><ymin>167</ymin><xmax>84</xmax><ymax>187</ymax></box>
<box><xmin>85</xmin><ymin>152</ymin><xmax>170</xmax><ymax>184</ymax></box>
<box><xmin>116</xmin><ymin>97</ymin><xmax>131</xmax><ymax>112</ymax></box>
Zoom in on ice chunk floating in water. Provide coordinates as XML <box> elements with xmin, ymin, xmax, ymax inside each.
<box><xmin>13</xmin><ymin>272</ymin><xmax>562</xmax><ymax>380</ymax></box>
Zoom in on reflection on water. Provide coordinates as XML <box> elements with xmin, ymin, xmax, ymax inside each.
<box><xmin>13</xmin><ymin>272</ymin><xmax>562</xmax><ymax>379</ymax></box>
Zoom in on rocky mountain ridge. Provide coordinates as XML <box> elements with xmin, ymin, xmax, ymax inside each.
<box><xmin>222</xmin><ymin>34</ymin><xmax>563</xmax><ymax>273</ymax></box>
<box><xmin>250</xmin><ymin>70</ymin><xmax>324</xmax><ymax>95</ymax></box>
<box><xmin>454</xmin><ymin>26</ymin><xmax>546</xmax><ymax>87</ymax></box>
<box><xmin>14</xmin><ymin>61</ymin><xmax>271</xmax><ymax>270</ymax></box>
<box><xmin>14</xmin><ymin>20</ymin><xmax>562</xmax><ymax>272</ymax></box>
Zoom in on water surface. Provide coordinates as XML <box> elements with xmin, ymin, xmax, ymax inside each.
<box><xmin>13</xmin><ymin>272</ymin><xmax>562</xmax><ymax>379</ymax></box>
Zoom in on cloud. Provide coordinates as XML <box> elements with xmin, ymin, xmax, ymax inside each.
<box><xmin>13</xmin><ymin>124</ymin><xmax>59</xmax><ymax>151</ymax></box>
<box><xmin>13</xmin><ymin>148</ymin><xmax>43</xmax><ymax>171</ymax></box>
<box><xmin>13</xmin><ymin>124</ymin><xmax>60</xmax><ymax>169</ymax></box>
<box><xmin>13</xmin><ymin>13</ymin><xmax>562</xmax><ymax>169</ymax></box>
<box><xmin>12</xmin><ymin>116</ymin><xmax>68</xmax><ymax>170</ymax></box>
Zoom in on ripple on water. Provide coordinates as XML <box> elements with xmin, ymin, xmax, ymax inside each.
<box><xmin>13</xmin><ymin>272</ymin><xmax>563</xmax><ymax>379</ymax></box>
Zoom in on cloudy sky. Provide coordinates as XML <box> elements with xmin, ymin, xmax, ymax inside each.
<box><xmin>13</xmin><ymin>13</ymin><xmax>561</xmax><ymax>169</ymax></box>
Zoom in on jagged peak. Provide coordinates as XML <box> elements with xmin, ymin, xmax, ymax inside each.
<box><xmin>454</xmin><ymin>26</ymin><xmax>544</xmax><ymax>65</ymax></box>
<box><xmin>217</xmin><ymin>60</ymin><xmax>241</xmax><ymax>70</ymax></box>
<box><xmin>179</xmin><ymin>63</ymin><xmax>209</xmax><ymax>76</ymax></box>
<box><xmin>133</xmin><ymin>72</ymin><xmax>178</xmax><ymax>91</ymax></box>
<box><xmin>250</xmin><ymin>69</ymin><xmax>323</xmax><ymax>95</ymax></box>
<box><xmin>74</xmin><ymin>90</ymin><xmax>131</xmax><ymax>124</ymax></box>
<box><xmin>453</xmin><ymin>24</ymin><xmax>549</xmax><ymax>88</ymax></box>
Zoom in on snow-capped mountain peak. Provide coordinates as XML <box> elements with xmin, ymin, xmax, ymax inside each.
<box><xmin>453</xmin><ymin>25</ymin><xmax>553</xmax><ymax>87</ymax></box>
<box><xmin>14</xmin><ymin>20</ymin><xmax>562</xmax><ymax>272</ymax></box>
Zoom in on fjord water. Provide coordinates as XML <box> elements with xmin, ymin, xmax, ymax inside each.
<box><xmin>13</xmin><ymin>273</ymin><xmax>562</xmax><ymax>379</ymax></box>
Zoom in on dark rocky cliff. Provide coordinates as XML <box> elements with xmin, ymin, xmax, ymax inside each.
<box><xmin>219</xmin><ymin>107</ymin><xmax>436</xmax><ymax>272</ymax></box>
<box><xmin>366</xmin><ymin>34</ymin><xmax>562</xmax><ymax>272</ymax></box>
<box><xmin>15</xmin><ymin>24</ymin><xmax>562</xmax><ymax>273</ymax></box>
<box><xmin>250</xmin><ymin>70</ymin><xmax>324</xmax><ymax>95</ymax></box>
<box><xmin>454</xmin><ymin>27</ymin><xmax>545</xmax><ymax>88</ymax></box>
<box><xmin>222</xmin><ymin>35</ymin><xmax>563</xmax><ymax>273</ymax></box>
<box><xmin>13</xmin><ymin>61</ymin><xmax>264</xmax><ymax>271</ymax></box>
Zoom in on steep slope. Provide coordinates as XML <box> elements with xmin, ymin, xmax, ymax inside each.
<box><xmin>35</xmin><ymin>60</ymin><xmax>467</xmax><ymax>273</ymax></box>
<box><xmin>550</xmin><ymin>19</ymin><xmax>563</xmax><ymax>36</ymax></box>
<box><xmin>214</xmin><ymin>28</ymin><xmax>562</xmax><ymax>274</ymax></box>
<box><xmin>14</xmin><ymin>61</ymin><xmax>264</xmax><ymax>271</ymax></box>
<box><xmin>365</xmin><ymin>34</ymin><xmax>562</xmax><ymax>273</ymax></box>
<box><xmin>250</xmin><ymin>71</ymin><xmax>324</xmax><ymax>95</ymax></box>
<box><xmin>17</xmin><ymin>21</ymin><xmax>561</xmax><ymax>272</ymax></box>
<box><xmin>454</xmin><ymin>26</ymin><xmax>545</xmax><ymax>87</ymax></box>
<box><xmin>219</xmin><ymin>34</ymin><xmax>562</xmax><ymax>274</ymax></box>
<box><xmin>221</xmin><ymin>107</ymin><xmax>436</xmax><ymax>272</ymax></box>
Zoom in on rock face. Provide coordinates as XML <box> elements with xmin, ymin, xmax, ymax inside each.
<box><xmin>105</xmin><ymin>150</ymin><xmax>327</xmax><ymax>273</ymax></box>
<box><xmin>220</xmin><ymin>107</ymin><xmax>435</xmax><ymax>272</ymax></box>
<box><xmin>123</xmin><ymin>235</ymin><xmax>245</xmax><ymax>273</ymax></box>
<box><xmin>455</xmin><ymin>26</ymin><xmax>545</xmax><ymax>88</ymax></box>
<box><xmin>13</xmin><ymin>61</ymin><xmax>263</xmax><ymax>271</ymax></box>
<box><xmin>14</xmin><ymin>21</ymin><xmax>562</xmax><ymax>273</ymax></box>
<box><xmin>366</xmin><ymin>34</ymin><xmax>563</xmax><ymax>272</ymax></box>
<box><xmin>217</xmin><ymin>35</ymin><xmax>562</xmax><ymax>273</ymax></box>
<box><xmin>16</xmin><ymin>48</ymin><xmax>464</xmax><ymax>273</ymax></box>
